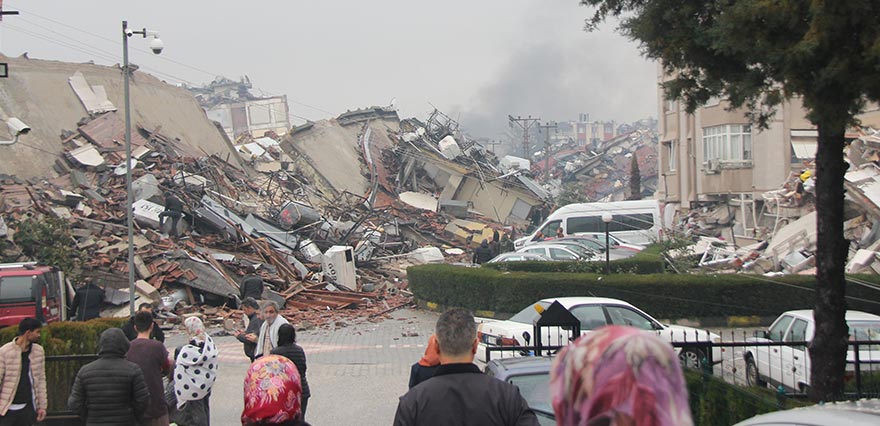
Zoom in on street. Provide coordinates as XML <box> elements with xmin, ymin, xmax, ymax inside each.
<box><xmin>165</xmin><ymin>309</ymin><xmax>439</xmax><ymax>426</ymax></box>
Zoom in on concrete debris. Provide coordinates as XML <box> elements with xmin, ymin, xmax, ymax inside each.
<box><xmin>408</xmin><ymin>246</ymin><xmax>444</xmax><ymax>264</ymax></box>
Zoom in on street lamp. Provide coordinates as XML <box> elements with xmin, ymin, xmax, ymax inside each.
<box><xmin>122</xmin><ymin>21</ymin><xmax>163</xmax><ymax>316</ymax></box>
<box><xmin>602</xmin><ymin>213</ymin><xmax>613</xmax><ymax>274</ymax></box>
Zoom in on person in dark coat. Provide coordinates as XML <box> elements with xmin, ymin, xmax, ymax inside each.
<box><xmin>70</xmin><ymin>280</ymin><xmax>105</xmax><ymax>321</ymax></box>
<box><xmin>68</xmin><ymin>328</ymin><xmax>150</xmax><ymax>425</ymax></box>
<box><xmin>234</xmin><ymin>297</ymin><xmax>263</xmax><ymax>362</ymax></box>
<box><xmin>472</xmin><ymin>240</ymin><xmax>493</xmax><ymax>264</ymax></box>
<box><xmin>239</xmin><ymin>265</ymin><xmax>264</xmax><ymax>301</ymax></box>
<box><xmin>121</xmin><ymin>303</ymin><xmax>165</xmax><ymax>342</ymax></box>
<box><xmin>408</xmin><ymin>335</ymin><xmax>440</xmax><ymax>389</ymax></box>
<box><xmin>394</xmin><ymin>309</ymin><xmax>538</xmax><ymax>426</ymax></box>
<box><xmin>159</xmin><ymin>192</ymin><xmax>184</xmax><ymax>238</ymax></box>
<box><xmin>498</xmin><ymin>234</ymin><xmax>515</xmax><ymax>254</ymax></box>
<box><xmin>270</xmin><ymin>324</ymin><xmax>310</xmax><ymax>420</ymax></box>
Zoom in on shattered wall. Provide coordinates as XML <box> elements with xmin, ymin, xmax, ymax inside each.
<box><xmin>0</xmin><ymin>54</ymin><xmax>237</xmax><ymax>179</ymax></box>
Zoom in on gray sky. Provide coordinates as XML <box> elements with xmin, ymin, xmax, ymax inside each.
<box><xmin>0</xmin><ymin>0</ymin><xmax>657</xmax><ymax>137</ymax></box>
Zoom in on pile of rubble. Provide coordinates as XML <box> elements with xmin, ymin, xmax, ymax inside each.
<box><xmin>0</xmin><ymin>101</ymin><xmax>560</xmax><ymax>330</ymax></box>
<box><xmin>667</xmin><ymin>127</ymin><xmax>880</xmax><ymax>276</ymax></box>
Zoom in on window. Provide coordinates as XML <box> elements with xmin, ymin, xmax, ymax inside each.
<box><xmin>663</xmin><ymin>141</ymin><xmax>677</xmax><ymax>171</ymax></box>
<box><xmin>768</xmin><ymin>315</ymin><xmax>793</xmax><ymax>342</ymax></box>
<box><xmin>549</xmin><ymin>247</ymin><xmax>577</xmax><ymax>261</ymax></box>
<box><xmin>0</xmin><ymin>276</ymin><xmax>35</xmax><ymax>302</ymax></box>
<box><xmin>538</xmin><ymin>220</ymin><xmax>561</xmax><ymax>237</ymax></box>
<box><xmin>570</xmin><ymin>305</ymin><xmax>608</xmax><ymax>330</ymax></box>
<box><xmin>524</xmin><ymin>248</ymin><xmax>546</xmax><ymax>257</ymax></box>
<box><xmin>785</xmin><ymin>319</ymin><xmax>809</xmax><ymax>351</ymax></box>
<box><xmin>509</xmin><ymin>302</ymin><xmax>551</xmax><ymax>324</ymax></box>
<box><xmin>664</xmin><ymin>98</ymin><xmax>676</xmax><ymax>113</ymax></box>
<box><xmin>566</xmin><ymin>213</ymin><xmax>654</xmax><ymax>233</ymax></box>
<box><xmin>605</xmin><ymin>306</ymin><xmax>657</xmax><ymax>331</ymax></box>
<box><xmin>702</xmin><ymin>124</ymin><xmax>752</xmax><ymax>163</ymax></box>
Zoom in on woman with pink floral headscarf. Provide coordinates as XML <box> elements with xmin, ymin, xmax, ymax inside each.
<box><xmin>550</xmin><ymin>326</ymin><xmax>693</xmax><ymax>426</ymax></box>
<box><xmin>242</xmin><ymin>355</ymin><xmax>310</xmax><ymax>426</ymax></box>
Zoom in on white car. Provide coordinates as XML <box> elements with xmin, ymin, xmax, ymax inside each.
<box><xmin>743</xmin><ymin>309</ymin><xmax>880</xmax><ymax>393</ymax></box>
<box><xmin>476</xmin><ymin>297</ymin><xmax>721</xmax><ymax>367</ymax></box>
<box><xmin>485</xmin><ymin>252</ymin><xmax>551</xmax><ymax>264</ymax></box>
<box><xmin>516</xmin><ymin>243</ymin><xmax>600</xmax><ymax>262</ymax></box>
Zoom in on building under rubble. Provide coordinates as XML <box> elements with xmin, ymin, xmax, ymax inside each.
<box><xmin>188</xmin><ymin>76</ymin><xmax>291</xmax><ymax>141</ymax></box>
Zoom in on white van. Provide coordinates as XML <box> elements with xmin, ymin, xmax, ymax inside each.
<box><xmin>515</xmin><ymin>200</ymin><xmax>662</xmax><ymax>249</ymax></box>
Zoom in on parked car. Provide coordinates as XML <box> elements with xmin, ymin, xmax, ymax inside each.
<box><xmin>554</xmin><ymin>236</ymin><xmax>638</xmax><ymax>260</ymax></box>
<box><xmin>515</xmin><ymin>243</ymin><xmax>599</xmax><ymax>262</ymax></box>
<box><xmin>485</xmin><ymin>252</ymin><xmax>551</xmax><ymax>264</ymax></box>
<box><xmin>0</xmin><ymin>262</ymin><xmax>68</xmax><ymax>327</ymax></box>
<box><xmin>475</xmin><ymin>297</ymin><xmax>721</xmax><ymax>367</ymax></box>
<box><xmin>743</xmin><ymin>309</ymin><xmax>880</xmax><ymax>393</ymax></box>
<box><xmin>572</xmin><ymin>233</ymin><xmax>646</xmax><ymax>252</ymax></box>
<box><xmin>485</xmin><ymin>357</ymin><xmax>555</xmax><ymax>426</ymax></box>
<box><xmin>733</xmin><ymin>399</ymin><xmax>880</xmax><ymax>426</ymax></box>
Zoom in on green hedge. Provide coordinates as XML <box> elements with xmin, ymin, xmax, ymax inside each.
<box><xmin>407</xmin><ymin>264</ymin><xmax>880</xmax><ymax>318</ymax></box>
<box><xmin>484</xmin><ymin>244</ymin><xmax>666</xmax><ymax>275</ymax></box>
<box><xmin>683</xmin><ymin>370</ymin><xmax>809</xmax><ymax>425</ymax></box>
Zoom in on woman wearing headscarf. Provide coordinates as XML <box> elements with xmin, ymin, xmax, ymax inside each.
<box><xmin>242</xmin><ymin>355</ymin><xmax>309</xmax><ymax>426</ymax></box>
<box><xmin>550</xmin><ymin>325</ymin><xmax>693</xmax><ymax>426</ymax></box>
<box><xmin>270</xmin><ymin>324</ymin><xmax>311</xmax><ymax>420</ymax></box>
<box><xmin>407</xmin><ymin>334</ymin><xmax>440</xmax><ymax>388</ymax></box>
<box><xmin>171</xmin><ymin>317</ymin><xmax>219</xmax><ymax>426</ymax></box>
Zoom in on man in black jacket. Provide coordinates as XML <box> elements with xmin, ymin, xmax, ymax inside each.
<box><xmin>70</xmin><ymin>280</ymin><xmax>105</xmax><ymax>321</ymax></box>
<box><xmin>394</xmin><ymin>309</ymin><xmax>539</xmax><ymax>426</ymax></box>
<box><xmin>239</xmin><ymin>265</ymin><xmax>264</xmax><ymax>301</ymax></box>
<box><xmin>121</xmin><ymin>303</ymin><xmax>165</xmax><ymax>342</ymax></box>
<box><xmin>68</xmin><ymin>328</ymin><xmax>150</xmax><ymax>425</ymax></box>
<box><xmin>234</xmin><ymin>297</ymin><xmax>263</xmax><ymax>361</ymax></box>
<box><xmin>158</xmin><ymin>192</ymin><xmax>184</xmax><ymax>238</ymax></box>
<box><xmin>472</xmin><ymin>239</ymin><xmax>494</xmax><ymax>264</ymax></box>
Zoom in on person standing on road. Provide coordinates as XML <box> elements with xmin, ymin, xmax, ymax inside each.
<box><xmin>549</xmin><ymin>325</ymin><xmax>693</xmax><ymax>426</ymax></box>
<box><xmin>241</xmin><ymin>355</ymin><xmax>310</xmax><ymax>426</ymax></box>
<box><xmin>239</xmin><ymin>266</ymin><xmax>264</xmax><ymax>301</ymax></box>
<box><xmin>394</xmin><ymin>308</ymin><xmax>539</xmax><ymax>426</ymax></box>
<box><xmin>271</xmin><ymin>324</ymin><xmax>310</xmax><ymax>420</ymax></box>
<box><xmin>122</xmin><ymin>303</ymin><xmax>165</xmax><ymax>343</ymax></box>
<box><xmin>472</xmin><ymin>239</ymin><xmax>493</xmax><ymax>264</ymax></box>
<box><xmin>171</xmin><ymin>317</ymin><xmax>218</xmax><ymax>426</ymax></box>
<box><xmin>253</xmin><ymin>301</ymin><xmax>289</xmax><ymax>359</ymax></box>
<box><xmin>234</xmin><ymin>298</ymin><xmax>263</xmax><ymax>362</ymax></box>
<box><xmin>407</xmin><ymin>334</ymin><xmax>440</xmax><ymax>389</ymax></box>
<box><xmin>68</xmin><ymin>328</ymin><xmax>150</xmax><ymax>425</ymax></box>
<box><xmin>0</xmin><ymin>318</ymin><xmax>47</xmax><ymax>426</ymax></box>
<box><xmin>70</xmin><ymin>279</ymin><xmax>105</xmax><ymax>321</ymax></box>
<box><xmin>126</xmin><ymin>311</ymin><xmax>171</xmax><ymax>426</ymax></box>
<box><xmin>159</xmin><ymin>191</ymin><xmax>185</xmax><ymax>238</ymax></box>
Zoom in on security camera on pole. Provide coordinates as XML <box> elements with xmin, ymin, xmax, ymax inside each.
<box><xmin>122</xmin><ymin>21</ymin><xmax>163</xmax><ymax>316</ymax></box>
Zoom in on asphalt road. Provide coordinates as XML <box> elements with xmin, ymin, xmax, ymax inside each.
<box><xmin>164</xmin><ymin>308</ymin><xmax>439</xmax><ymax>426</ymax></box>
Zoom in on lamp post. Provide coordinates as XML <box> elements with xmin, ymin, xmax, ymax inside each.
<box><xmin>122</xmin><ymin>21</ymin><xmax>163</xmax><ymax>316</ymax></box>
<box><xmin>602</xmin><ymin>213</ymin><xmax>613</xmax><ymax>274</ymax></box>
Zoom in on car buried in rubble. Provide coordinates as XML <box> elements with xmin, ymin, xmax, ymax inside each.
<box><xmin>476</xmin><ymin>297</ymin><xmax>722</xmax><ymax>368</ymax></box>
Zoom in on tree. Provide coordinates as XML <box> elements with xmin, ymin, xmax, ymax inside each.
<box><xmin>628</xmin><ymin>154</ymin><xmax>642</xmax><ymax>200</ymax></box>
<box><xmin>12</xmin><ymin>216</ymin><xmax>84</xmax><ymax>282</ymax></box>
<box><xmin>580</xmin><ymin>0</ymin><xmax>880</xmax><ymax>401</ymax></box>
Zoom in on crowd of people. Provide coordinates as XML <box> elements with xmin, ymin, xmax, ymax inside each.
<box><xmin>1</xmin><ymin>295</ymin><xmax>694</xmax><ymax>426</ymax></box>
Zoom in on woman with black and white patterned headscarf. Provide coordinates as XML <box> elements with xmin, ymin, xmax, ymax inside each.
<box><xmin>171</xmin><ymin>317</ymin><xmax>219</xmax><ymax>426</ymax></box>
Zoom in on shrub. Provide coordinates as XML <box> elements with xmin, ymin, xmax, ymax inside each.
<box><xmin>683</xmin><ymin>370</ymin><xmax>809</xmax><ymax>425</ymax></box>
<box><xmin>407</xmin><ymin>264</ymin><xmax>880</xmax><ymax>318</ymax></box>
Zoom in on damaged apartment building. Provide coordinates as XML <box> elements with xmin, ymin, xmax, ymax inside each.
<box><xmin>656</xmin><ymin>63</ymin><xmax>880</xmax><ymax>274</ymax></box>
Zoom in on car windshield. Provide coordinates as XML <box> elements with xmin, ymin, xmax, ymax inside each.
<box><xmin>507</xmin><ymin>373</ymin><xmax>552</xmax><ymax>420</ymax></box>
<box><xmin>509</xmin><ymin>302</ymin><xmax>551</xmax><ymax>324</ymax></box>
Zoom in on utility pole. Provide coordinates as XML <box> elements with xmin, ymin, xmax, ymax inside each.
<box><xmin>486</xmin><ymin>139</ymin><xmax>501</xmax><ymax>154</ymax></box>
<box><xmin>508</xmin><ymin>115</ymin><xmax>540</xmax><ymax>159</ymax></box>
<box><xmin>537</xmin><ymin>122</ymin><xmax>558</xmax><ymax>179</ymax></box>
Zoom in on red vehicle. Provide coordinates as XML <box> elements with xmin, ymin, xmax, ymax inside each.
<box><xmin>0</xmin><ymin>263</ymin><xmax>68</xmax><ymax>327</ymax></box>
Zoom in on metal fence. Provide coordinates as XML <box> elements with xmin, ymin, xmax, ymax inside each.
<box><xmin>44</xmin><ymin>354</ymin><xmax>97</xmax><ymax>422</ymax></box>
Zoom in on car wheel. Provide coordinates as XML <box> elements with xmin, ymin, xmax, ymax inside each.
<box><xmin>679</xmin><ymin>348</ymin><xmax>705</xmax><ymax>370</ymax></box>
<box><xmin>745</xmin><ymin>356</ymin><xmax>767</xmax><ymax>387</ymax></box>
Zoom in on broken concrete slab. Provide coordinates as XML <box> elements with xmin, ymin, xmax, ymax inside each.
<box><xmin>132</xmin><ymin>173</ymin><xmax>161</xmax><ymax>202</ymax></box>
<box><xmin>766</xmin><ymin>211</ymin><xmax>817</xmax><ymax>258</ymax></box>
<box><xmin>408</xmin><ymin>246</ymin><xmax>444</xmax><ymax>264</ymax></box>
<box><xmin>132</xmin><ymin>199</ymin><xmax>165</xmax><ymax>229</ymax></box>
<box><xmin>68</xmin><ymin>144</ymin><xmax>106</xmax><ymax>168</ymax></box>
<box><xmin>847</xmin><ymin>249</ymin><xmax>879</xmax><ymax>274</ymax></box>
<box><xmin>399</xmin><ymin>192</ymin><xmax>438</xmax><ymax>211</ymax></box>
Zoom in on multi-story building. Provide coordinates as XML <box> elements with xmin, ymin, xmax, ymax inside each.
<box><xmin>656</xmin><ymin>65</ymin><xmax>880</xmax><ymax>234</ymax></box>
